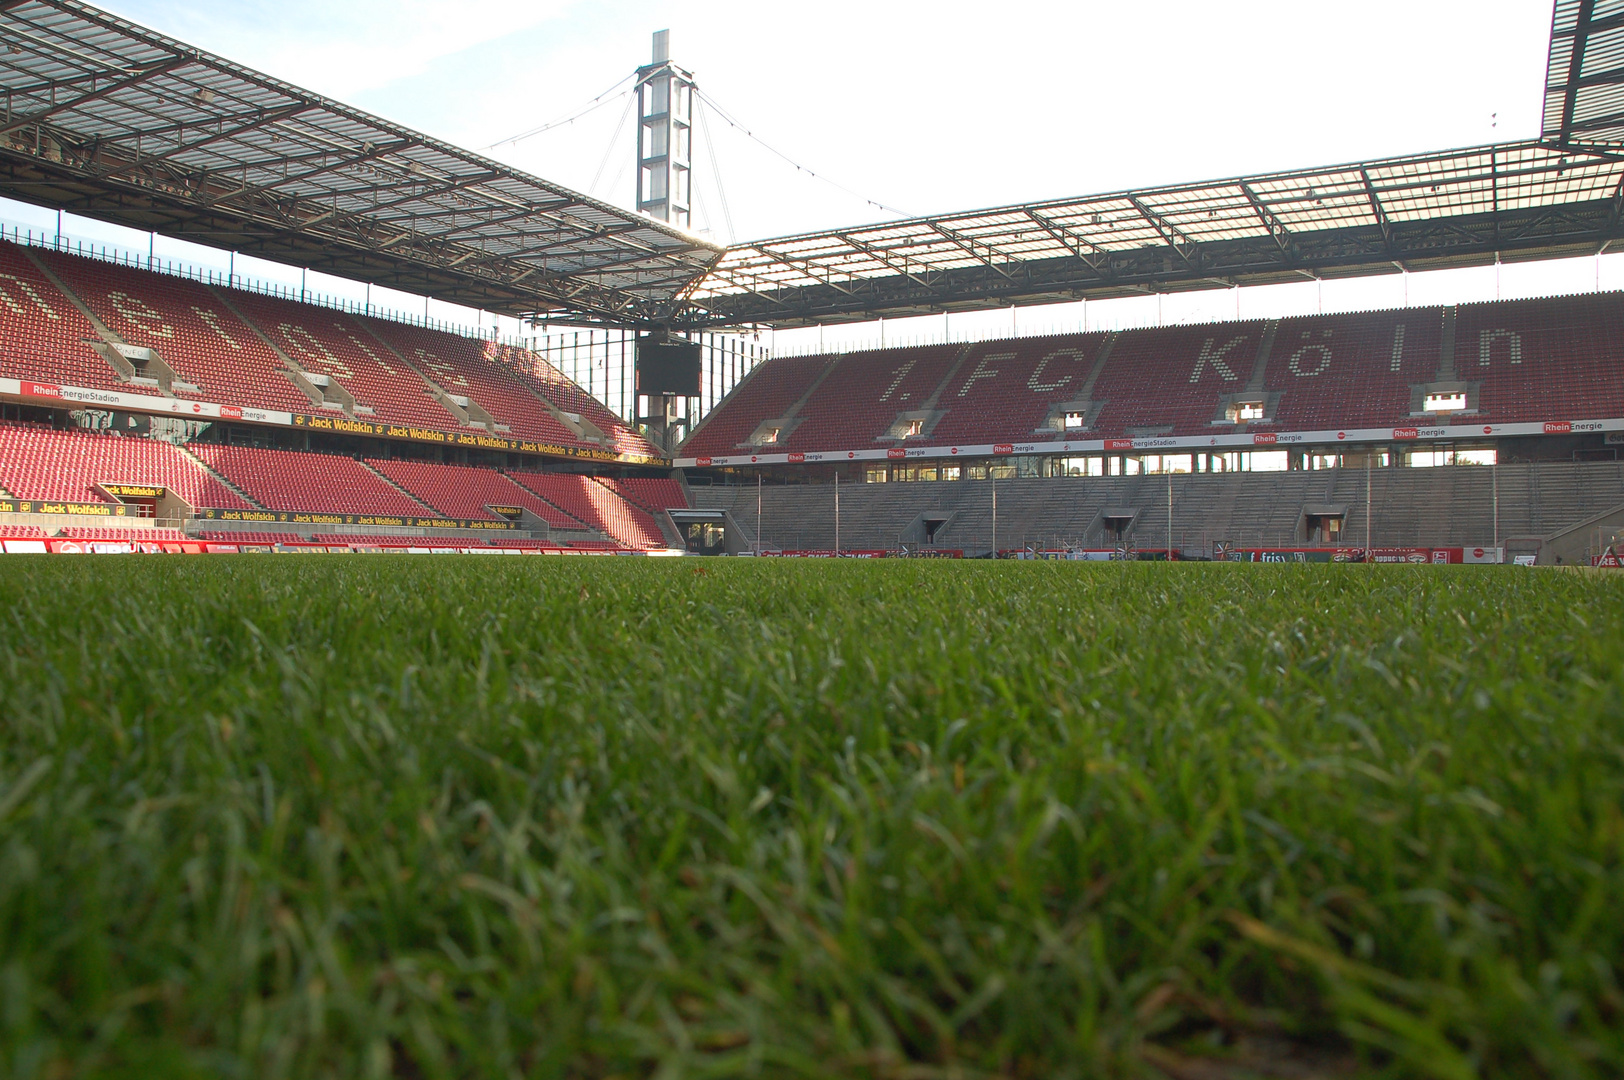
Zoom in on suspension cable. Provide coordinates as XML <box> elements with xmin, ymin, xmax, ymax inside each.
<box><xmin>694</xmin><ymin>87</ymin><xmax>913</xmax><ymax>218</ymax></box>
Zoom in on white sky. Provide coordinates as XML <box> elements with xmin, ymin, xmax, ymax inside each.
<box><xmin>4</xmin><ymin>0</ymin><xmax>1614</xmax><ymax>353</ymax></box>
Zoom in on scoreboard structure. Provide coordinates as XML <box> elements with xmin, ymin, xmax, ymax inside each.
<box><xmin>635</xmin><ymin>336</ymin><xmax>702</xmax><ymax>398</ymax></box>
<box><xmin>635</xmin><ymin>334</ymin><xmax>702</xmax><ymax>453</ymax></box>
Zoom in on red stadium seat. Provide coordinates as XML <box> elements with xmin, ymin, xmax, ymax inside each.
<box><xmin>508</xmin><ymin>471</ymin><xmax>666</xmax><ymax>548</ymax></box>
<box><xmin>365</xmin><ymin>459</ymin><xmax>587</xmax><ymax>529</ymax></box>
<box><xmin>190</xmin><ymin>445</ymin><xmax>429</xmax><ymax>517</ymax></box>
<box><xmin>0</xmin><ymin>422</ymin><xmax>249</xmax><ymax>508</ymax></box>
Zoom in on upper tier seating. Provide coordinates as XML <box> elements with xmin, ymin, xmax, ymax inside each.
<box><xmin>365</xmin><ymin>459</ymin><xmax>586</xmax><ymax>528</ymax></box>
<box><xmin>787</xmin><ymin>344</ymin><xmax>962</xmax><ymax>449</ymax></box>
<box><xmin>927</xmin><ymin>333</ymin><xmax>1112</xmax><ymax>445</ymax></box>
<box><xmin>487</xmin><ymin>343</ymin><xmax>659</xmax><ymax>458</ymax></box>
<box><xmin>1264</xmin><ymin>309</ymin><xmax>1441</xmax><ymax>431</ymax></box>
<box><xmin>0</xmin><ymin>241</ymin><xmax>157</xmax><ymax>395</ymax></box>
<box><xmin>1455</xmin><ymin>292</ymin><xmax>1624</xmax><ymax>422</ymax></box>
<box><xmin>603</xmin><ymin>476</ymin><xmax>687</xmax><ymax>512</ymax></box>
<box><xmin>357</xmin><ymin>318</ymin><xmax>585</xmax><ymax>446</ymax></box>
<box><xmin>222</xmin><ymin>289</ymin><xmax>457</xmax><ymax>429</ymax></box>
<box><xmin>0</xmin><ymin>422</ymin><xmax>248</xmax><ymax>507</ymax></box>
<box><xmin>35</xmin><ymin>251</ymin><xmax>314</xmax><ymax>413</ymax></box>
<box><xmin>189</xmin><ymin>444</ymin><xmax>429</xmax><ymax>517</ymax></box>
<box><xmin>0</xmin><ymin>245</ymin><xmax>657</xmax><ymax>460</ymax></box>
<box><xmin>682</xmin><ymin>353</ymin><xmax>832</xmax><ymax>456</ymax></box>
<box><xmin>59</xmin><ymin>526</ymin><xmax>190</xmax><ymax>542</ymax></box>
<box><xmin>509</xmin><ymin>471</ymin><xmax>666</xmax><ymax>549</ymax></box>
<box><xmin>1087</xmin><ymin>320</ymin><xmax>1270</xmax><ymax>437</ymax></box>
<box><xmin>685</xmin><ymin>291</ymin><xmax>1624</xmax><ymax>452</ymax></box>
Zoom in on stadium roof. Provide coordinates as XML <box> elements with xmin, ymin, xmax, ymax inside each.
<box><xmin>685</xmin><ymin>139</ymin><xmax>1624</xmax><ymax>328</ymax></box>
<box><xmin>0</xmin><ymin>0</ymin><xmax>723</xmax><ymax>326</ymax></box>
<box><xmin>1544</xmin><ymin>0</ymin><xmax>1624</xmax><ymax>148</ymax></box>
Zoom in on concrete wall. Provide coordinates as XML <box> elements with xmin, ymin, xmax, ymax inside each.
<box><xmin>688</xmin><ymin>461</ymin><xmax>1624</xmax><ymax>556</ymax></box>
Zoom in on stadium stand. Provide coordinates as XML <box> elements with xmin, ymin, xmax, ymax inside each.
<box><xmin>59</xmin><ymin>526</ymin><xmax>189</xmax><ymax>541</ymax></box>
<box><xmin>695</xmin><ymin>460</ymin><xmax>1624</xmax><ymax>554</ymax></box>
<box><xmin>365</xmin><ymin>459</ymin><xmax>586</xmax><ymax>527</ymax></box>
<box><xmin>189</xmin><ymin>445</ymin><xmax>428</xmax><ymax>516</ymax></box>
<box><xmin>509</xmin><ymin>471</ymin><xmax>667</xmax><ymax>548</ymax></box>
<box><xmin>927</xmin><ymin>334</ymin><xmax>1111</xmax><ymax>444</ymax></box>
<box><xmin>1085</xmin><ymin>321</ymin><xmax>1269</xmax><ymax>437</ymax></box>
<box><xmin>222</xmin><ymin>289</ymin><xmax>457</xmax><ymax>428</ymax></box>
<box><xmin>685</xmin><ymin>294</ymin><xmax>1624</xmax><ymax>454</ymax></box>
<box><xmin>0</xmin><ymin>422</ymin><xmax>248</xmax><ymax>507</ymax></box>
<box><xmin>0</xmin><ymin>525</ymin><xmax>48</xmax><ymax>538</ymax></box>
<box><xmin>0</xmin><ymin>240</ymin><xmax>159</xmax><ymax>395</ymax></box>
<box><xmin>487</xmin><ymin>343</ymin><xmax>659</xmax><ymax>458</ymax></box>
<box><xmin>357</xmin><ymin>318</ymin><xmax>585</xmax><ymax>446</ymax></box>
<box><xmin>33</xmin><ymin>250</ymin><xmax>315</xmax><ymax>413</ymax></box>
<box><xmin>601</xmin><ymin>476</ymin><xmax>687</xmax><ymax>513</ymax></box>
<box><xmin>1264</xmin><ymin>309</ymin><xmax>1438</xmax><ymax>430</ymax></box>
<box><xmin>1454</xmin><ymin>292</ymin><xmax>1624</xmax><ymax>422</ymax></box>
<box><xmin>677</xmin><ymin>353</ymin><xmax>833</xmax><ymax>456</ymax></box>
<box><xmin>787</xmin><ymin>343</ymin><xmax>963</xmax><ymax>448</ymax></box>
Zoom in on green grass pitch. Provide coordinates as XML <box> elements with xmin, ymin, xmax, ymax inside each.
<box><xmin>0</xmin><ymin>557</ymin><xmax>1621</xmax><ymax>1079</ymax></box>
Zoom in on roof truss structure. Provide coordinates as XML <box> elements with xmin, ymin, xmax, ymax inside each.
<box><xmin>0</xmin><ymin>0</ymin><xmax>722</xmax><ymax>326</ymax></box>
<box><xmin>1544</xmin><ymin>0</ymin><xmax>1624</xmax><ymax>149</ymax></box>
<box><xmin>686</xmin><ymin>140</ymin><xmax>1624</xmax><ymax>328</ymax></box>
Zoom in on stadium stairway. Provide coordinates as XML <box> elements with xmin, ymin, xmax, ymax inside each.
<box><xmin>360</xmin><ymin>461</ymin><xmax>440</xmax><ymax>514</ymax></box>
<box><xmin>175</xmin><ymin>445</ymin><xmax>265</xmax><ymax>510</ymax></box>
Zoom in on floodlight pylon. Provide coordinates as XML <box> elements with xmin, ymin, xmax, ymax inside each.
<box><xmin>635</xmin><ymin>30</ymin><xmax>694</xmax><ymax>230</ymax></box>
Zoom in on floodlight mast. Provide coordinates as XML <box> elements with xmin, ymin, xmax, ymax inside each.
<box><xmin>634</xmin><ymin>30</ymin><xmax>699</xmax><ymax>454</ymax></box>
<box><xmin>635</xmin><ymin>30</ymin><xmax>694</xmax><ymax>230</ymax></box>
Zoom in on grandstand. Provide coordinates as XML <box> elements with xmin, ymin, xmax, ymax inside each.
<box><xmin>684</xmin><ymin>294</ymin><xmax>1624</xmax><ymax>458</ymax></box>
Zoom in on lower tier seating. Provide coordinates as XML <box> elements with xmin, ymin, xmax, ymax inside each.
<box><xmin>508</xmin><ymin>471</ymin><xmax>667</xmax><ymax>549</ymax></box>
<box><xmin>59</xmin><ymin>526</ymin><xmax>190</xmax><ymax>542</ymax></box>
<box><xmin>189</xmin><ymin>444</ymin><xmax>429</xmax><ymax>517</ymax></box>
<box><xmin>0</xmin><ymin>423</ymin><xmax>249</xmax><ymax>507</ymax></box>
<box><xmin>200</xmin><ymin>531</ymin><xmax>307</xmax><ymax>544</ymax></box>
<box><xmin>365</xmin><ymin>459</ymin><xmax>585</xmax><ymax>528</ymax></box>
<box><xmin>604</xmin><ymin>476</ymin><xmax>688</xmax><ymax>512</ymax></box>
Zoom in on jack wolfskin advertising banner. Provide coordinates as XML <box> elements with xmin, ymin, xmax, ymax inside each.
<box><xmin>289</xmin><ymin>413</ymin><xmax>666</xmax><ymax>465</ymax></box>
<box><xmin>99</xmin><ymin>484</ymin><xmax>165</xmax><ymax>500</ymax></box>
<box><xmin>0</xmin><ymin>499</ymin><xmax>129</xmax><ymax>517</ymax></box>
<box><xmin>196</xmin><ymin>507</ymin><xmax>517</xmax><ymax>531</ymax></box>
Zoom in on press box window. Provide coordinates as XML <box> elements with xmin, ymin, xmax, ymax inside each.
<box><xmin>1063</xmin><ymin>411</ymin><xmax>1086</xmax><ymax>430</ymax></box>
<box><xmin>1424</xmin><ymin>392</ymin><xmax>1467</xmax><ymax>412</ymax></box>
<box><xmin>1226</xmin><ymin>399</ymin><xmax>1266</xmax><ymax>422</ymax></box>
<box><xmin>901</xmin><ymin>418</ymin><xmax>924</xmax><ymax>437</ymax></box>
<box><xmin>759</xmin><ymin>427</ymin><xmax>780</xmax><ymax>444</ymax></box>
